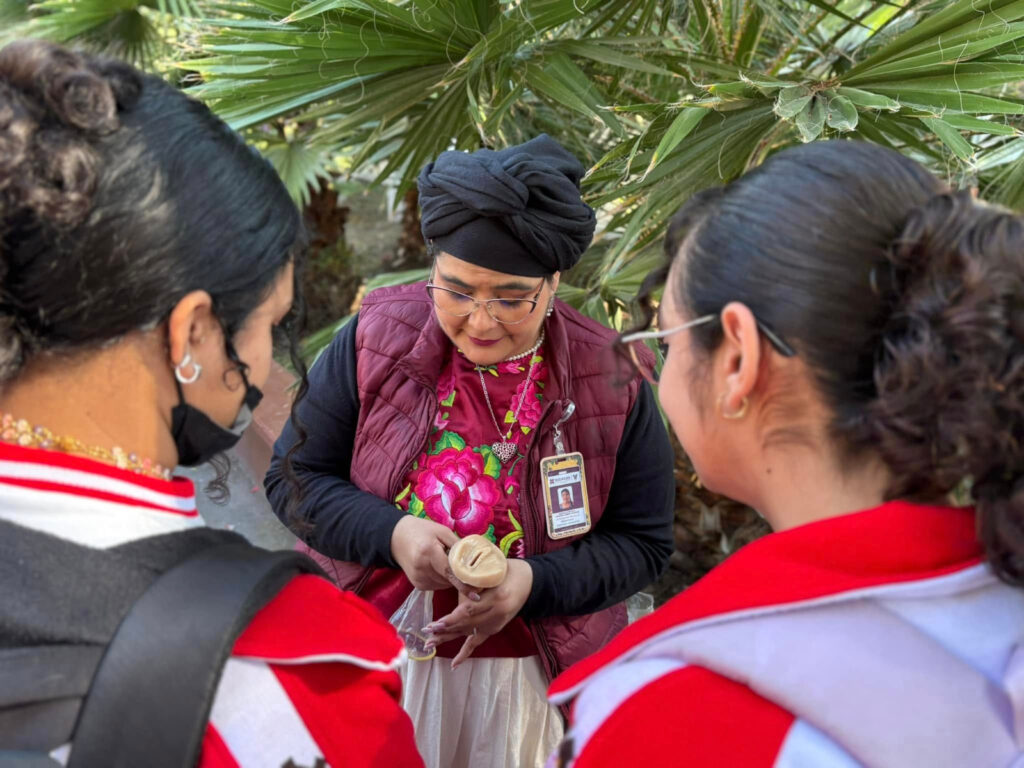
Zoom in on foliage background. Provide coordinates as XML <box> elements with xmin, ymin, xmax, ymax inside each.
<box><xmin>5</xmin><ymin>0</ymin><xmax>1023</xmax><ymax>592</ymax></box>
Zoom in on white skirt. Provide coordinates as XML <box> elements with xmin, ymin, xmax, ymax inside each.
<box><xmin>400</xmin><ymin>656</ymin><xmax>564</xmax><ymax>768</ymax></box>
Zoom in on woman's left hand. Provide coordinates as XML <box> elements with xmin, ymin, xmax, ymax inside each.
<box><xmin>423</xmin><ymin>559</ymin><xmax>534</xmax><ymax>669</ymax></box>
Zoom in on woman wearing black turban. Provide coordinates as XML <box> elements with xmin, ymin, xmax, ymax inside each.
<box><xmin>267</xmin><ymin>135</ymin><xmax>675</xmax><ymax>768</ymax></box>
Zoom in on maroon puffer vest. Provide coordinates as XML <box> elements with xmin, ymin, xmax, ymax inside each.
<box><xmin>310</xmin><ymin>282</ymin><xmax>645</xmax><ymax>683</ymax></box>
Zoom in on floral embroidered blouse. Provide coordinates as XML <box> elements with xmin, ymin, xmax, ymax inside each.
<box><xmin>393</xmin><ymin>343</ymin><xmax>548</xmax><ymax>657</ymax></box>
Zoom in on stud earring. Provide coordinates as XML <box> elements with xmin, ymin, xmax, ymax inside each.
<box><xmin>174</xmin><ymin>352</ymin><xmax>202</xmax><ymax>384</ymax></box>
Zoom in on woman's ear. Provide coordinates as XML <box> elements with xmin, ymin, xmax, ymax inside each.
<box><xmin>718</xmin><ymin>301</ymin><xmax>762</xmax><ymax>415</ymax></box>
<box><xmin>548</xmin><ymin>271</ymin><xmax>560</xmax><ymax>293</ymax></box>
<box><xmin>165</xmin><ymin>290</ymin><xmax>215</xmax><ymax>367</ymax></box>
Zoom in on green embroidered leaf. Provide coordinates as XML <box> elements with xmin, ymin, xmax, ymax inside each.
<box><xmin>408</xmin><ymin>492</ymin><xmax>426</xmax><ymax>518</ymax></box>
<box><xmin>499</xmin><ymin>530</ymin><xmax>523</xmax><ymax>557</ymax></box>
<box><xmin>440</xmin><ymin>390</ymin><xmax>455</xmax><ymax>408</ymax></box>
<box><xmin>435</xmin><ymin>430</ymin><xmax>466</xmax><ymax>452</ymax></box>
<box><xmin>395</xmin><ymin>484</ymin><xmax>411</xmax><ymax>504</ymax></box>
<box><xmin>536</xmin><ymin>382</ymin><xmax>545</xmax><ymax>389</ymax></box>
<box><xmin>489</xmin><ymin>368</ymin><xmax>499</xmax><ymax>377</ymax></box>
<box><xmin>475</xmin><ymin>446</ymin><xmax>502</xmax><ymax>479</ymax></box>
<box><xmin>508</xmin><ymin>509</ymin><xmax>523</xmax><ymax>533</ymax></box>
<box><xmin>530</xmin><ymin>355</ymin><xmax>543</xmax><ymax>365</ymax></box>
<box><xmin>484</xmin><ymin>524</ymin><xmax>497</xmax><ymax>544</ymax></box>
<box><xmin>521</xmin><ymin>426</ymin><xmax>531</xmax><ymax>436</ymax></box>
<box><xmin>504</xmin><ymin>410</ymin><xmax>516</xmax><ymax>424</ymax></box>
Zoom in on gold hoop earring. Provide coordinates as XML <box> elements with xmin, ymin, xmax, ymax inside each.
<box><xmin>719</xmin><ymin>393</ymin><xmax>749</xmax><ymax>420</ymax></box>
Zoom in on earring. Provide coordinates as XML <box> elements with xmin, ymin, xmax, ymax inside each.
<box><xmin>719</xmin><ymin>393</ymin><xmax>749</xmax><ymax>420</ymax></box>
<box><xmin>174</xmin><ymin>352</ymin><xmax>202</xmax><ymax>384</ymax></box>
<box><xmin>545</xmin><ymin>300</ymin><xmax>554</xmax><ymax>318</ymax></box>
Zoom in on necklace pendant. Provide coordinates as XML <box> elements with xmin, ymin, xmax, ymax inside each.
<box><xmin>492</xmin><ymin>441</ymin><xmax>518</xmax><ymax>464</ymax></box>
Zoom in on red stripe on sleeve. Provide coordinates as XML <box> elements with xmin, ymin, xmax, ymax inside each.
<box><xmin>198</xmin><ymin>725</ymin><xmax>241</xmax><ymax>768</ymax></box>
<box><xmin>233</xmin><ymin>576</ymin><xmax>404</xmax><ymax>665</ymax></box>
<box><xmin>573</xmin><ymin>666</ymin><xmax>793</xmax><ymax>768</ymax></box>
<box><xmin>271</xmin><ymin>662</ymin><xmax>424</xmax><ymax>768</ymax></box>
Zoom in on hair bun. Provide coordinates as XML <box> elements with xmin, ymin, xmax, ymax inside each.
<box><xmin>867</xmin><ymin>187</ymin><xmax>1024</xmax><ymax>585</ymax></box>
<box><xmin>97</xmin><ymin>60</ymin><xmax>143</xmax><ymax>112</ymax></box>
<box><xmin>0</xmin><ymin>82</ymin><xmax>32</xmax><ymax>191</ymax></box>
<box><xmin>0</xmin><ymin>40</ymin><xmax>125</xmax><ymax>230</ymax></box>
<box><xmin>46</xmin><ymin>69</ymin><xmax>118</xmax><ymax>135</ymax></box>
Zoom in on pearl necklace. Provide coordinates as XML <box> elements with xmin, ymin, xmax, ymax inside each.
<box><xmin>466</xmin><ymin>328</ymin><xmax>546</xmax><ymax>464</ymax></box>
<box><xmin>0</xmin><ymin>412</ymin><xmax>172</xmax><ymax>480</ymax></box>
<box><xmin>502</xmin><ymin>329</ymin><xmax>545</xmax><ymax>362</ymax></box>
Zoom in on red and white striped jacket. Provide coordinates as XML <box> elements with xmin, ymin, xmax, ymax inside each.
<box><xmin>0</xmin><ymin>442</ymin><xmax>423</xmax><ymax>768</ymax></box>
<box><xmin>548</xmin><ymin>501</ymin><xmax>1024</xmax><ymax>768</ymax></box>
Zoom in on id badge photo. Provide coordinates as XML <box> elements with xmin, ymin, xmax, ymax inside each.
<box><xmin>540</xmin><ymin>451</ymin><xmax>592</xmax><ymax>540</ymax></box>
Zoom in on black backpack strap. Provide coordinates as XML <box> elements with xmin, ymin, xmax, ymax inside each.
<box><xmin>0</xmin><ymin>646</ymin><xmax>103</xmax><ymax>751</ymax></box>
<box><xmin>0</xmin><ymin>753</ymin><xmax>62</xmax><ymax>767</ymax></box>
<box><xmin>67</xmin><ymin>543</ymin><xmax>320</xmax><ymax>768</ymax></box>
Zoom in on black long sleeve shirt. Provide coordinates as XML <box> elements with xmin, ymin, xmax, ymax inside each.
<box><xmin>265</xmin><ymin>316</ymin><xmax>675</xmax><ymax>619</ymax></box>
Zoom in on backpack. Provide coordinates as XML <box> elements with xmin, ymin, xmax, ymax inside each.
<box><xmin>0</xmin><ymin>521</ymin><xmax>321</xmax><ymax>767</ymax></box>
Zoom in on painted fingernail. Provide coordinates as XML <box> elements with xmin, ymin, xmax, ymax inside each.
<box><xmin>424</xmin><ymin>641</ymin><xmax>436</xmax><ymax>650</ymax></box>
<box><xmin>469</xmin><ymin>592</ymin><xmax>482</xmax><ymax>602</ymax></box>
<box><xmin>424</xmin><ymin>622</ymin><xmax>445</xmax><ymax>632</ymax></box>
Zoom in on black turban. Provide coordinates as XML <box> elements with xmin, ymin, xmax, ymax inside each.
<box><xmin>417</xmin><ymin>135</ymin><xmax>596</xmax><ymax>277</ymax></box>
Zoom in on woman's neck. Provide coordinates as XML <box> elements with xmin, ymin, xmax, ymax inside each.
<box><xmin>750</xmin><ymin>446</ymin><xmax>891</xmax><ymax>531</ymax></box>
<box><xmin>0</xmin><ymin>341</ymin><xmax>178</xmax><ymax>474</ymax></box>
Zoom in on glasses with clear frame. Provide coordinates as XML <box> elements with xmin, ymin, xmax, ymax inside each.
<box><xmin>619</xmin><ymin>314</ymin><xmax>797</xmax><ymax>385</ymax></box>
<box><xmin>424</xmin><ymin>281</ymin><xmax>545</xmax><ymax>326</ymax></box>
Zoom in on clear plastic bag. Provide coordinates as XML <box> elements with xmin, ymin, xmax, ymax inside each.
<box><xmin>626</xmin><ymin>591</ymin><xmax>655</xmax><ymax>624</ymax></box>
<box><xmin>390</xmin><ymin>588</ymin><xmax>437</xmax><ymax>661</ymax></box>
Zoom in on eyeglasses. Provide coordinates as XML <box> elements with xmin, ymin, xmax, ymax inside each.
<box><xmin>425</xmin><ymin>281</ymin><xmax>545</xmax><ymax>326</ymax></box>
<box><xmin>619</xmin><ymin>313</ymin><xmax>797</xmax><ymax>384</ymax></box>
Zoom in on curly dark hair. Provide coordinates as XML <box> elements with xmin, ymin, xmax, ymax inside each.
<box><xmin>630</xmin><ymin>140</ymin><xmax>1024</xmax><ymax>586</ymax></box>
<box><xmin>0</xmin><ymin>39</ymin><xmax>309</xmax><ymax>494</ymax></box>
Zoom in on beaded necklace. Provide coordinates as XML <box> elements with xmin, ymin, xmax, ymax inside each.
<box><xmin>501</xmin><ymin>329</ymin><xmax>545</xmax><ymax>362</ymax></box>
<box><xmin>0</xmin><ymin>412</ymin><xmax>172</xmax><ymax>480</ymax></box>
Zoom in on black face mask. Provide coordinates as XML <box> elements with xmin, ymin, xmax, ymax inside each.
<box><xmin>170</xmin><ymin>368</ymin><xmax>264</xmax><ymax>468</ymax></box>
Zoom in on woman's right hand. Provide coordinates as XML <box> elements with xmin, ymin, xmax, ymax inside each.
<box><xmin>390</xmin><ymin>516</ymin><xmax>472</xmax><ymax>593</ymax></box>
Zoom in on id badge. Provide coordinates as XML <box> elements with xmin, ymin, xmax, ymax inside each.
<box><xmin>540</xmin><ymin>452</ymin><xmax>592</xmax><ymax>540</ymax></box>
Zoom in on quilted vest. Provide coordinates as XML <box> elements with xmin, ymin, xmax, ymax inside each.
<box><xmin>311</xmin><ymin>282</ymin><xmax>646</xmax><ymax>682</ymax></box>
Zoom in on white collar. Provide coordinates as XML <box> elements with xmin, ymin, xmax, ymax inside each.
<box><xmin>0</xmin><ymin>443</ymin><xmax>202</xmax><ymax>549</ymax></box>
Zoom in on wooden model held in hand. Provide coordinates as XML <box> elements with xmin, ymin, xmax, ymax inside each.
<box><xmin>448</xmin><ymin>535</ymin><xmax>508</xmax><ymax>588</ymax></box>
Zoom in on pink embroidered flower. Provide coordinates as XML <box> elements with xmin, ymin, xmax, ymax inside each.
<box><xmin>437</xmin><ymin>361</ymin><xmax>455</xmax><ymax>404</ymax></box>
<box><xmin>505</xmin><ymin>363</ymin><xmax>547</xmax><ymax>430</ymax></box>
<box><xmin>498</xmin><ymin>361</ymin><xmax>524</xmax><ymax>375</ymax></box>
<box><xmin>504</xmin><ymin>474</ymin><xmax>521</xmax><ymax>498</ymax></box>
<box><xmin>434</xmin><ymin>409</ymin><xmax>449</xmax><ymax>430</ymax></box>
<box><xmin>415</xmin><ymin>448</ymin><xmax>501</xmax><ymax>536</ymax></box>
